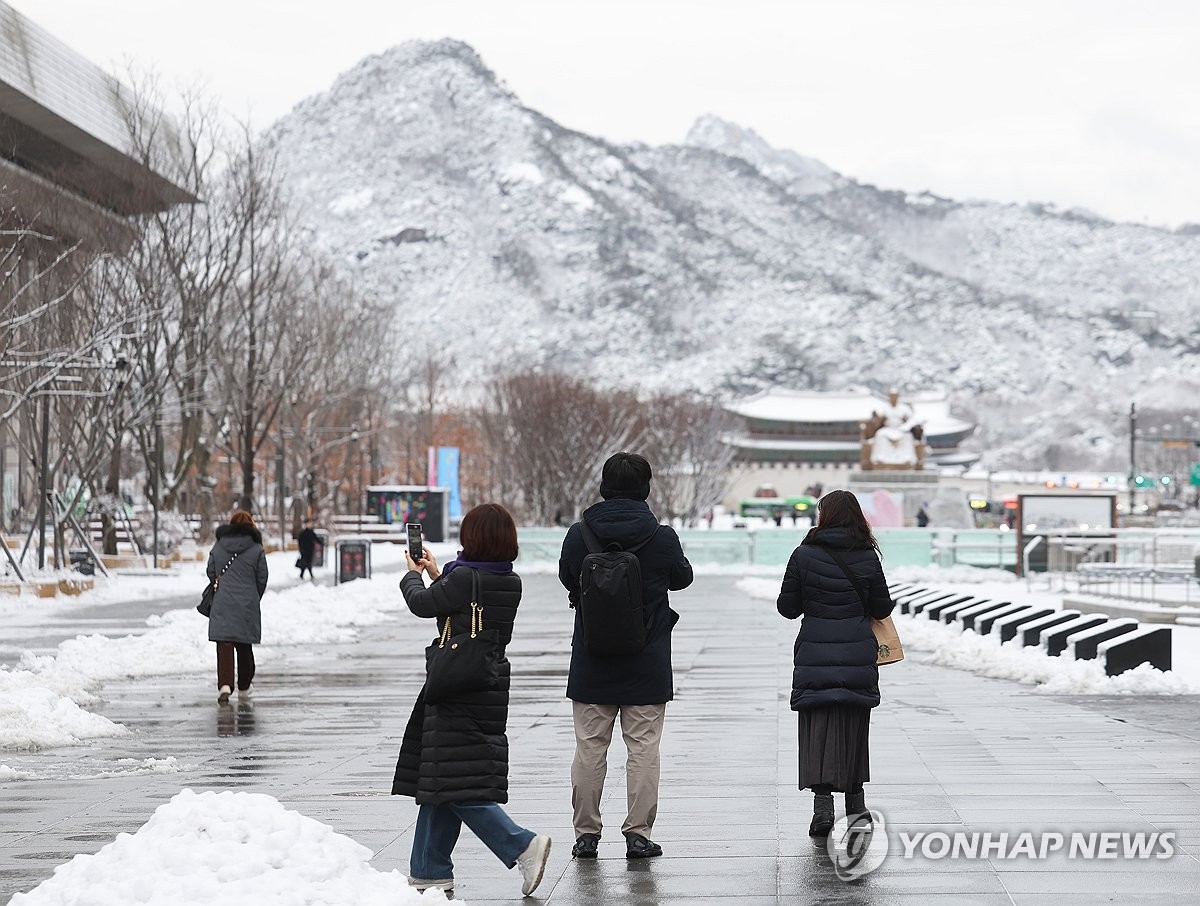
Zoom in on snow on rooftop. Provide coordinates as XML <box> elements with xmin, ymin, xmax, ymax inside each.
<box><xmin>726</xmin><ymin>388</ymin><xmax>975</xmax><ymax>436</ymax></box>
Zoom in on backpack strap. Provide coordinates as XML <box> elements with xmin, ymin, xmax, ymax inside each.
<box><xmin>579</xmin><ymin>519</ymin><xmax>658</xmax><ymax>555</ymax></box>
<box><xmin>825</xmin><ymin>547</ymin><xmax>869</xmax><ymax>618</ymax></box>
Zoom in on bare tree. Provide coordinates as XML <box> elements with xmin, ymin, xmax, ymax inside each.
<box><xmin>642</xmin><ymin>392</ymin><xmax>741</xmax><ymax>526</ymax></box>
<box><xmin>478</xmin><ymin>371</ymin><xmax>643</xmax><ymax>523</ymax></box>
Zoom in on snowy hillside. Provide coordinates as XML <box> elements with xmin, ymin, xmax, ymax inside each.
<box><xmin>266</xmin><ymin>39</ymin><xmax>1200</xmax><ymax>469</ymax></box>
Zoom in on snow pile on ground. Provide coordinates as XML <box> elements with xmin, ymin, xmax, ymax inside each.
<box><xmin>0</xmin><ymin>679</ymin><xmax>127</xmax><ymax>749</ymax></box>
<box><xmin>0</xmin><ymin>566</ymin><xmax>411</xmax><ymax>751</ymax></box>
<box><xmin>892</xmin><ymin>610</ymin><xmax>1198</xmax><ymax>694</ymax></box>
<box><xmin>736</xmin><ymin>574</ymin><xmax>1199</xmax><ymax>694</ymax></box>
<box><xmin>889</xmin><ymin>564</ymin><xmax>1018</xmax><ymax>585</ymax></box>
<box><xmin>1</xmin><ymin>756</ymin><xmax>191</xmax><ymax>783</ymax></box>
<box><xmin>7</xmin><ymin>788</ymin><xmax>452</xmax><ymax>906</ymax></box>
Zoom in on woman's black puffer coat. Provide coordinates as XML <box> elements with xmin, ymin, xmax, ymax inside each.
<box><xmin>776</xmin><ymin>527</ymin><xmax>895</xmax><ymax>710</ymax></box>
<box><xmin>392</xmin><ymin>566</ymin><xmax>522</xmax><ymax>804</ymax></box>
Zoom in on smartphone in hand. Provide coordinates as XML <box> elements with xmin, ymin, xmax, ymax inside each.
<box><xmin>406</xmin><ymin>523</ymin><xmax>423</xmax><ymax>564</ymax></box>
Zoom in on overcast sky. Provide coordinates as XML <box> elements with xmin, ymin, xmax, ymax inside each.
<box><xmin>12</xmin><ymin>0</ymin><xmax>1199</xmax><ymax>228</ymax></box>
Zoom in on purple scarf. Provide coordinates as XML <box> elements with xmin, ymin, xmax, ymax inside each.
<box><xmin>441</xmin><ymin>553</ymin><xmax>514</xmax><ymax>577</ymax></box>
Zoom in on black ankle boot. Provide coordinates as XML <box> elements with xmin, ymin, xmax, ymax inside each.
<box><xmin>809</xmin><ymin>792</ymin><xmax>834</xmax><ymax>837</ymax></box>
<box><xmin>845</xmin><ymin>789</ymin><xmax>871</xmax><ymax>826</ymax></box>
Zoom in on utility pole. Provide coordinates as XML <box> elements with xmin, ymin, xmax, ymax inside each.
<box><xmin>1128</xmin><ymin>402</ymin><xmax>1137</xmax><ymax>518</ymax></box>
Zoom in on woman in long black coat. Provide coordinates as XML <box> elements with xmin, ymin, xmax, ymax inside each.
<box><xmin>392</xmin><ymin>503</ymin><xmax>551</xmax><ymax>898</ymax></box>
<box><xmin>777</xmin><ymin>489</ymin><xmax>895</xmax><ymax>837</ymax></box>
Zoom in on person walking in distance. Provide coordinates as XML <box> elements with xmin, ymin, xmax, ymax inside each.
<box><xmin>776</xmin><ymin>489</ymin><xmax>895</xmax><ymax>837</ymax></box>
<box><xmin>392</xmin><ymin>503</ymin><xmax>551</xmax><ymax>898</ymax></box>
<box><xmin>558</xmin><ymin>452</ymin><xmax>694</xmax><ymax>860</ymax></box>
<box><xmin>296</xmin><ymin>519</ymin><xmax>319</xmax><ymax>580</ymax></box>
<box><xmin>206</xmin><ymin>509</ymin><xmax>269</xmax><ymax>704</ymax></box>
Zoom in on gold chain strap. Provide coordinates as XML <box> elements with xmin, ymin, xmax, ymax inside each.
<box><xmin>438</xmin><ymin>572</ymin><xmax>486</xmax><ymax>648</ymax></box>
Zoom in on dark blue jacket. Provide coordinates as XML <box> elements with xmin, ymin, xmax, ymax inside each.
<box><xmin>777</xmin><ymin>527</ymin><xmax>895</xmax><ymax>710</ymax></box>
<box><xmin>558</xmin><ymin>497</ymin><xmax>693</xmax><ymax>704</ymax></box>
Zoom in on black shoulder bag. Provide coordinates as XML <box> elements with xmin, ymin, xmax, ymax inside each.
<box><xmin>424</xmin><ymin>568</ymin><xmax>502</xmax><ymax>703</ymax></box>
<box><xmin>198</xmin><ymin>551</ymin><xmax>241</xmax><ymax>616</ymax></box>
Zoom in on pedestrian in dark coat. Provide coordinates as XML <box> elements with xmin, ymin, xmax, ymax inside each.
<box><xmin>206</xmin><ymin>510</ymin><xmax>268</xmax><ymax>704</ymax></box>
<box><xmin>296</xmin><ymin>520</ymin><xmax>319</xmax><ymax>580</ymax></box>
<box><xmin>777</xmin><ymin>489</ymin><xmax>894</xmax><ymax>838</ymax></box>
<box><xmin>392</xmin><ymin>503</ymin><xmax>551</xmax><ymax>898</ymax></box>
<box><xmin>557</xmin><ymin>452</ymin><xmax>693</xmax><ymax>860</ymax></box>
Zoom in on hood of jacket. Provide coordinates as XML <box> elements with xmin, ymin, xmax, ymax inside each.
<box><xmin>581</xmin><ymin>497</ymin><xmax>660</xmax><ymax>550</ymax></box>
<box><xmin>215</xmin><ymin>522</ymin><xmax>263</xmax><ymax>550</ymax></box>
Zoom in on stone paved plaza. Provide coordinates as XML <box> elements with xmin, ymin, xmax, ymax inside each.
<box><xmin>3</xmin><ymin>573</ymin><xmax>1200</xmax><ymax>904</ymax></box>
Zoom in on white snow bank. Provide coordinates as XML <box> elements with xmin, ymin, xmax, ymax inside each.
<box><xmin>7</xmin><ymin>788</ymin><xmax>453</xmax><ymax>906</ymax></box>
<box><xmin>0</xmin><ymin>756</ymin><xmax>190</xmax><ymax>783</ymax></box>
<box><xmin>891</xmin><ymin>610</ymin><xmax>1199</xmax><ymax>694</ymax></box>
<box><xmin>0</xmin><ymin>556</ymin><xmax>418</xmax><ymax>751</ymax></box>
<box><xmin>890</xmin><ymin>564</ymin><xmax>1018</xmax><ymax>584</ymax></box>
<box><xmin>736</xmin><ymin>577</ymin><xmax>1199</xmax><ymax>694</ymax></box>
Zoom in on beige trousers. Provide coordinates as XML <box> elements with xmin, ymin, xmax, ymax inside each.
<box><xmin>571</xmin><ymin>701</ymin><xmax>667</xmax><ymax>838</ymax></box>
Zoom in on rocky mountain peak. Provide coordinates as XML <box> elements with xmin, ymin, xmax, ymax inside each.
<box><xmin>267</xmin><ymin>40</ymin><xmax>1200</xmax><ymax>471</ymax></box>
<box><xmin>684</xmin><ymin>114</ymin><xmax>841</xmax><ymax>195</ymax></box>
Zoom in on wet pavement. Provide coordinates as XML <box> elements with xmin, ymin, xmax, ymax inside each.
<box><xmin>3</xmin><ymin>573</ymin><xmax>1200</xmax><ymax>904</ymax></box>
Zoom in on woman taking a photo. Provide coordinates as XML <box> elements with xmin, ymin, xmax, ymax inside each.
<box><xmin>206</xmin><ymin>509</ymin><xmax>269</xmax><ymax>704</ymax></box>
<box><xmin>776</xmin><ymin>489</ymin><xmax>895</xmax><ymax>837</ymax></box>
<box><xmin>392</xmin><ymin>502</ymin><xmax>551</xmax><ymax>898</ymax></box>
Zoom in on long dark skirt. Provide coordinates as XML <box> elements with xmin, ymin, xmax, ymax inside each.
<box><xmin>797</xmin><ymin>705</ymin><xmax>871</xmax><ymax>791</ymax></box>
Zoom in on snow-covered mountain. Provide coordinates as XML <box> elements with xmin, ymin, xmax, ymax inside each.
<box><xmin>266</xmin><ymin>39</ymin><xmax>1200</xmax><ymax>469</ymax></box>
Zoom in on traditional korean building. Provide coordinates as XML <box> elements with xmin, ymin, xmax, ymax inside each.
<box><xmin>723</xmin><ymin>388</ymin><xmax>978</xmax><ymax>504</ymax></box>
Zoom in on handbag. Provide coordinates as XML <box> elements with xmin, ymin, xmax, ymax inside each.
<box><xmin>423</xmin><ymin>569</ymin><xmax>501</xmax><ymax>704</ymax></box>
<box><xmin>826</xmin><ymin>548</ymin><xmax>904</xmax><ymax>666</ymax></box>
<box><xmin>198</xmin><ymin>552</ymin><xmax>241</xmax><ymax>617</ymax></box>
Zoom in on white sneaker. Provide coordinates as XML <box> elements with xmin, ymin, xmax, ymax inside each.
<box><xmin>517</xmin><ymin>835</ymin><xmax>551</xmax><ymax>896</ymax></box>
<box><xmin>407</xmin><ymin>876</ymin><xmax>453</xmax><ymax>894</ymax></box>
<box><xmin>217</xmin><ymin>685</ymin><xmax>231</xmax><ymax>704</ymax></box>
<box><xmin>237</xmin><ymin>687</ymin><xmax>252</xmax><ymax>701</ymax></box>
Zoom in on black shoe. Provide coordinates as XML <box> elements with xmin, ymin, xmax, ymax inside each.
<box><xmin>572</xmin><ymin>833</ymin><xmax>600</xmax><ymax>859</ymax></box>
<box><xmin>845</xmin><ymin>789</ymin><xmax>870</xmax><ymax>823</ymax></box>
<box><xmin>624</xmin><ymin>832</ymin><xmax>662</xmax><ymax>859</ymax></box>
<box><xmin>809</xmin><ymin>793</ymin><xmax>835</xmax><ymax>838</ymax></box>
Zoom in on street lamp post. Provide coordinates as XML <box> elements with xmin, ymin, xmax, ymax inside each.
<box><xmin>350</xmin><ymin>424</ymin><xmax>361</xmax><ymax>533</ymax></box>
<box><xmin>1128</xmin><ymin>403</ymin><xmax>1137</xmax><ymax>518</ymax></box>
<box><xmin>36</xmin><ymin>393</ymin><xmax>50</xmax><ymax>570</ymax></box>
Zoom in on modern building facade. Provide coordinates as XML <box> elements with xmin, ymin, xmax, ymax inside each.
<box><xmin>0</xmin><ymin>1</ymin><xmax>193</xmax><ymax>530</ymax></box>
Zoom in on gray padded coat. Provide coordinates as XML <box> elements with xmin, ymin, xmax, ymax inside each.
<box><xmin>206</xmin><ymin>524</ymin><xmax>268</xmax><ymax>643</ymax></box>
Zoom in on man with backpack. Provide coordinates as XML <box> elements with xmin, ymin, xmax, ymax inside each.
<box><xmin>557</xmin><ymin>452</ymin><xmax>694</xmax><ymax>860</ymax></box>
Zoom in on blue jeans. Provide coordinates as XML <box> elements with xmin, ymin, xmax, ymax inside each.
<box><xmin>410</xmin><ymin>800</ymin><xmax>535</xmax><ymax>880</ymax></box>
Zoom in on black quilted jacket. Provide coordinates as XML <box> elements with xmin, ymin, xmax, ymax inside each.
<box><xmin>776</xmin><ymin>527</ymin><xmax>895</xmax><ymax>710</ymax></box>
<box><xmin>392</xmin><ymin>566</ymin><xmax>522</xmax><ymax>804</ymax></box>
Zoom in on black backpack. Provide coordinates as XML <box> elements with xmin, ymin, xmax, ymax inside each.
<box><xmin>577</xmin><ymin>520</ymin><xmax>657</xmax><ymax>657</ymax></box>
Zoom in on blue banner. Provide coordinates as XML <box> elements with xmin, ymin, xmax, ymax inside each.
<box><xmin>437</xmin><ymin>447</ymin><xmax>462</xmax><ymax>519</ymax></box>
